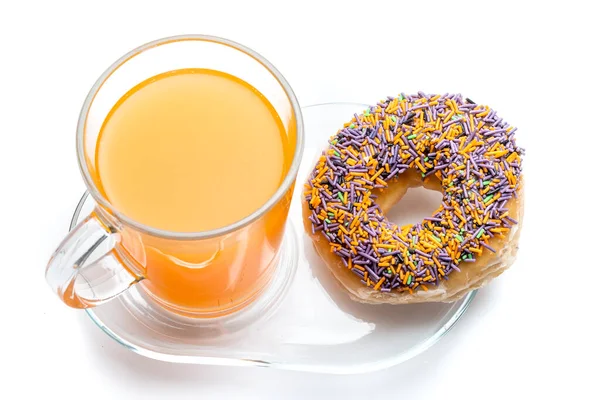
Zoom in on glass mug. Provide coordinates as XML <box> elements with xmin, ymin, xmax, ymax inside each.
<box><xmin>45</xmin><ymin>35</ymin><xmax>304</xmax><ymax>317</ymax></box>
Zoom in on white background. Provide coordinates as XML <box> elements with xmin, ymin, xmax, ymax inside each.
<box><xmin>0</xmin><ymin>0</ymin><xmax>598</xmax><ymax>398</ymax></box>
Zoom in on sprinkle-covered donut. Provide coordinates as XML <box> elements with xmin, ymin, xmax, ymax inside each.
<box><xmin>302</xmin><ymin>93</ymin><xmax>524</xmax><ymax>303</ymax></box>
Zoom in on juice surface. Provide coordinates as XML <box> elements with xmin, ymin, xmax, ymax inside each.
<box><xmin>95</xmin><ymin>68</ymin><xmax>290</xmax><ymax>232</ymax></box>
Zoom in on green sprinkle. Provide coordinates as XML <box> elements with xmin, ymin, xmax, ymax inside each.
<box><xmin>328</xmin><ymin>212</ymin><xmax>334</xmax><ymax>218</ymax></box>
<box><xmin>483</xmin><ymin>180</ymin><xmax>491</xmax><ymax>186</ymax></box>
<box><xmin>460</xmin><ymin>228</ymin><xmax>465</xmax><ymax>234</ymax></box>
<box><xmin>422</xmin><ymin>172</ymin><xmax>426</xmax><ymax>178</ymax></box>
<box><xmin>387</xmin><ymin>268</ymin><xmax>392</xmax><ymax>274</ymax></box>
<box><xmin>476</xmin><ymin>229</ymin><xmax>484</xmax><ymax>238</ymax></box>
<box><xmin>483</xmin><ymin>194</ymin><xmax>494</xmax><ymax>204</ymax></box>
<box><xmin>331</xmin><ymin>139</ymin><xmax>338</xmax><ymax>145</ymax></box>
<box><xmin>424</xmin><ymin>157</ymin><xmax>429</xmax><ymax>161</ymax></box>
<box><xmin>407</xmin><ymin>134</ymin><xmax>417</xmax><ymax>140</ymax></box>
<box><xmin>333</xmin><ymin>150</ymin><xmax>341</xmax><ymax>157</ymax></box>
<box><xmin>345</xmin><ymin>222</ymin><xmax>349</xmax><ymax>227</ymax></box>
<box><xmin>468</xmin><ymin>254</ymin><xmax>473</xmax><ymax>259</ymax></box>
<box><xmin>350</xmin><ymin>124</ymin><xmax>355</xmax><ymax>128</ymax></box>
<box><xmin>448</xmin><ymin>182</ymin><xmax>454</xmax><ymax>187</ymax></box>
<box><xmin>462</xmin><ymin>254</ymin><xmax>468</xmax><ymax>260</ymax></box>
<box><xmin>364</xmin><ymin>109</ymin><xmax>370</xmax><ymax>116</ymax></box>
<box><xmin>468</xmin><ymin>179</ymin><xmax>475</xmax><ymax>184</ymax></box>
<box><xmin>325</xmin><ymin>219</ymin><xmax>331</xmax><ymax>223</ymax></box>
<box><xmin>431</xmin><ymin>235</ymin><xmax>441</xmax><ymax>243</ymax></box>
<box><xmin>455</xmin><ymin>235</ymin><xmax>464</xmax><ymax>242</ymax></box>
<box><xmin>391</xmin><ymin>116</ymin><xmax>397</xmax><ymax>123</ymax></box>
<box><xmin>338</xmin><ymin>193</ymin><xmax>344</xmax><ymax>202</ymax></box>
<box><xmin>399</xmin><ymin>94</ymin><xmax>405</xmax><ymax>100</ymax></box>
<box><xmin>407</xmin><ymin>275</ymin><xmax>412</xmax><ymax>285</ymax></box>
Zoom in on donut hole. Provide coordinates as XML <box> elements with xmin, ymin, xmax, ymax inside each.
<box><xmin>386</xmin><ymin>186</ymin><xmax>443</xmax><ymax>227</ymax></box>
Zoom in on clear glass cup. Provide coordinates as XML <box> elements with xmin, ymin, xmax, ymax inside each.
<box><xmin>45</xmin><ymin>35</ymin><xmax>304</xmax><ymax>318</ymax></box>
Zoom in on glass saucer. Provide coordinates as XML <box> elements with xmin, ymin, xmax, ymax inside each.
<box><xmin>73</xmin><ymin>103</ymin><xmax>476</xmax><ymax>374</ymax></box>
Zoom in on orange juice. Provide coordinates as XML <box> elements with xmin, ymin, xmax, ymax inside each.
<box><xmin>96</xmin><ymin>68</ymin><xmax>291</xmax><ymax>231</ymax></box>
<box><xmin>92</xmin><ymin>68</ymin><xmax>295</xmax><ymax>314</ymax></box>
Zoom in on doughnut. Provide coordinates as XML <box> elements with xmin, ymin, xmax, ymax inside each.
<box><xmin>302</xmin><ymin>93</ymin><xmax>524</xmax><ymax>304</ymax></box>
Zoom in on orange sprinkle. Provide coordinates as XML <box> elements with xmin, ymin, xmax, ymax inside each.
<box><xmin>375</xmin><ymin>177</ymin><xmax>387</xmax><ymax>186</ymax></box>
<box><xmin>421</xmin><ymin>241</ymin><xmax>437</xmax><ymax>250</ymax></box>
<box><xmin>468</xmin><ymin>247</ymin><xmax>483</xmax><ymax>255</ymax></box>
<box><xmin>373</xmin><ymin>277</ymin><xmax>385</xmax><ymax>290</ymax></box>
<box><xmin>371</xmin><ymin>168</ymin><xmax>384</xmax><ymax>181</ymax></box>
<box><xmin>476</xmin><ymin>108</ymin><xmax>489</xmax><ymax>118</ymax></box>
<box><xmin>443</xmin><ymin>110</ymin><xmax>455</xmax><ymax>124</ymax></box>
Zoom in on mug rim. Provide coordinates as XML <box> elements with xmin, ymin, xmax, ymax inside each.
<box><xmin>76</xmin><ymin>34</ymin><xmax>305</xmax><ymax>240</ymax></box>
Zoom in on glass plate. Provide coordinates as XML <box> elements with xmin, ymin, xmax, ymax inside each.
<box><xmin>73</xmin><ymin>103</ymin><xmax>476</xmax><ymax>374</ymax></box>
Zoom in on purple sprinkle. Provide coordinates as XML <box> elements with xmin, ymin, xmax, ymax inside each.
<box><xmin>352</xmin><ymin>269</ymin><xmax>365</xmax><ymax>278</ymax></box>
<box><xmin>364</xmin><ymin>265</ymin><xmax>380</xmax><ymax>281</ymax></box>
<box><xmin>481</xmin><ymin>242</ymin><xmax>496</xmax><ymax>253</ymax></box>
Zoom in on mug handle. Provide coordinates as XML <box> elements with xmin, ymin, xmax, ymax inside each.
<box><xmin>45</xmin><ymin>213</ymin><xmax>142</xmax><ymax>309</ymax></box>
